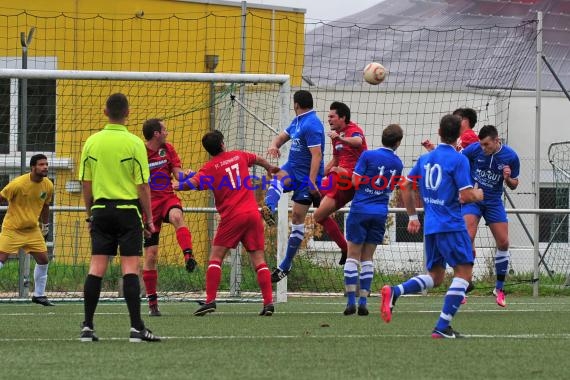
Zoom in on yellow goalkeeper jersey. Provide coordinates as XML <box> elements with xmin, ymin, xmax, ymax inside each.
<box><xmin>0</xmin><ymin>173</ymin><xmax>53</xmax><ymax>230</ymax></box>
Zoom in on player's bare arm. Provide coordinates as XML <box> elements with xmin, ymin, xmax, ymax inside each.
<box><xmin>254</xmin><ymin>156</ymin><xmax>280</xmax><ymax>176</ymax></box>
<box><xmin>503</xmin><ymin>165</ymin><xmax>519</xmax><ymax>190</ymax></box>
<box><xmin>327</xmin><ymin>130</ymin><xmax>363</xmax><ymax>148</ymax></box>
<box><xmin>308</xmin><ymin>145</ymin><xmax>323</xmax><ymax>192</ymax></box>
<box><xmin>81</xmin><ymin>180</ymin><xmax>94</xmax><ymax>219</ymax></box>
<box><xmin>459</xmin><ymin>183</ymin><xmax>484</xmax><ymax>204</ymax></box>
<box><xmin>267</xmin><ymin>132</ymin><xmax>290</xmax><ymax>158</ymax></box>
<box><xmin>401</xmin><ymin>178</ymin><xmax>421</xmax><ymax>234</ymax></box>
<box><xmin>137</xmin><ymin>183</ymin><xmax>155</xmax><ymax>237</ymax></box>
<box><xmin>173</xmin><ymin>176</ymin><xmax>200</xmax><ymax>191</ymax></box>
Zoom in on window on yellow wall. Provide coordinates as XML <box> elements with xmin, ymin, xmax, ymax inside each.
<box><xmin>18</xmin><ymin>79</ymin><xmax>56</xmax><ymax>153</ymax></box>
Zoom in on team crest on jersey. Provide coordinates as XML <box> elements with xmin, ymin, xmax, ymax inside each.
<box><xmin>158</xmin><ymin>148</ymin><xmax>166</xmax><ymax>157</ymax></box>
<box><xmin>39</xmin><ymin>191</ymin><xmax>47</xmax><ymax>200</ymax></box>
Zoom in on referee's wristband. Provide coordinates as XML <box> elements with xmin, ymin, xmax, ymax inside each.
<box><xmin>408</xmin><ymin>214</ymin><xmax>419</xmax><ymax>221</ymax></box>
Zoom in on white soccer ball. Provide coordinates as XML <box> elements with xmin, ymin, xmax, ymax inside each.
<box><xmin>363</xmin><ymin>62</ymin><xmax>387</xmax><ymax>85</ymax></box>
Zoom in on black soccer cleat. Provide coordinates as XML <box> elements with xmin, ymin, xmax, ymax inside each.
<box><xmin>271</xmin><ymin>268</ymin><xmax>289</xmax><ymax>283</ymax></box>
<box><xmin>357</xmin><ymin>305</ymin><xmax>369</xmax><ymax>316</ymax></box>
<box><xmin>193</xmin><ymin>302</ymin><xmax>216</xmax><ymax>316</ymax></box>
<box><xmin>129</xmin><ymin>327</ymin><xmax>161</xmax><ymax>342</ymax></box>
<box><xmin>32</xmin><ymin>295</ymin><xmax>55</xmax><ymax>307</ymax></box>
<box><xmin>431</xmin><ymin>326</ymin><xmax>464</xmax><ymax>339</ymax></box>
<box><xmin>261</xmin><ymin>206</ymin><xmax>276</xmax><ymax>227</ymax></box>
<box><xmin>80</xmin><ymin>322</ymin><xmax>99</xmax><ymax>342</ymax></box>
<box><xmin>338</xmin><ymin>251</ymin><xmax>348</xmax><ymax>266</ymax></box>
<box><xmin>343</xmin><ymin>304</ymin><xmax>356</xmax><ymax>315</ymax></box>
<box><xmin>184</xmin><ymin>250</ymin><xmax>197</xmax><ymax>273</ymax></box>
<box><xmin>148</xmin><ymin>303</ymin><xmax>162</xmax><ymax>317</ymax></box>
<box><xmin>259</xmin><ymin>303</ymin><xmax>275</xmax><ymax>316</ymax></box>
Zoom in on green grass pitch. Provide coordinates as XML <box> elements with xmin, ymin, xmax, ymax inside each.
<box><xmin>1</xmin><ymin>296</ymin><xmax>569</xmax><ymax>379</ymax></box>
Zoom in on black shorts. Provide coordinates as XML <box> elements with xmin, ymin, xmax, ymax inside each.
<box><xmin>90</xmin><ymin>200</ymin><xmax>143</xmax><ymax>257</ymax></box>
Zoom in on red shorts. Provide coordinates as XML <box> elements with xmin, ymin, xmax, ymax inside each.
<box><xmin>213</xmin><ymin>210</ymin><xmax>264</xmax><ymax>251</ymax></box>
<box><xmin>320</xmin><ymin>171</ymin><xmax>355</xmax><ymax>209</ymax></box>
<box><xmin>148</xmin><ymin>193</ymin><xmax>183</xmax><ymax>232</ymax></box>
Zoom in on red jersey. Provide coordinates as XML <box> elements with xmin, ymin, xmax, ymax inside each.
<box><xmin>147</xmin><ymin>142</ymin><xmax>182</xmax><ymax>196</ymax></box>
<box><xmin>332</xmin><ymin>121</ymin><xmax>367</xmax><ymax>174</ymax></box>
<box><xmin>458</xmin><ymin>128</ymin><xmax>478</xmax><ymax>150</ymax></box>
<box><xmin>193</xmin><ymin>150</ymin><xmax>258</xmax><ymax>220</ymax></box>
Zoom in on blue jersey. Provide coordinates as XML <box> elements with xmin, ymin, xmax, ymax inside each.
<box><xmin>285</xmin><ymin>110</ymin><xmax>325</xmax><ymax>177</ymax></box>
<box><xmin>461</xmin><ymin>143</ymin><xmax>520</xmax><ymax>200</ymax></box>
<box><xmin>351</xmin><ymin>147</ymin><xmax>403</xmax><ymax>214</ymax></box>
<box><xmin>408</xmin><ymin>144</ymin><xmax>472</xmax><ymax>235</ymax></box>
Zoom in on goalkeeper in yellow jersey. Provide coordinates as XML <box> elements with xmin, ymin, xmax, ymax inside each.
<box><xmin>0</xmin><ymin>154</ymin><xmax>54</xmax><ymax>306</ymax></box>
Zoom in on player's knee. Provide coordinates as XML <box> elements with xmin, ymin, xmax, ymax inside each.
<box><xmin>496</xmin><ymin>240</ymin><xmax>509</xmax><ymax>251</ymax></box>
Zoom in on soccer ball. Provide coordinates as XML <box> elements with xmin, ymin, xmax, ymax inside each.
<box><xmin>363</xmin><ymin>62</ymin><xmax>387</xmax><ymax>85</ymax></box>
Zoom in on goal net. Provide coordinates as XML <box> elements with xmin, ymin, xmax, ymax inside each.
<box><xmin>0</xmin><ymin>11</ymin><xmax>547</xmax><ymax>300</ymax></box>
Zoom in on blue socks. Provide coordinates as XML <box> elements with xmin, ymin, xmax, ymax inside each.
<box><xmin>264</xmin><ymin>179</ymin><xmax>283</xmax><ymax>213</ymax></box>
<box><xmin>495</xmin><ymin>250</ymin><xmax>510</xmax><ymax>290</ymax></box>
<box><xmin>344</xmin><ymin>258</ymin><xmax>359</xmax><ymax>306</ymax></box>
<box><xmin>393</xmin><ymin>274</ymin><xmax>434</xmax><ymax>299</ymax></box>
<box><xmin>359</xmin><ymin>261</ymin><xmax>374</xmax><ymax>306</ymax></box>
<box><xmin>435</xmin><ymin>277</ymin><xmax>469</xmax><ymax>331</ymax></box>
<box><xmin>278</xmin><ymin>223</ymin><xmax>304</xmax><ymax>272</ymax></box>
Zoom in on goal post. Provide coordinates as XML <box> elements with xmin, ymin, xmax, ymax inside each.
<box><xmin>0</xmin><ymin>67</ymin><xmax>290</xmax><ymax>302</ymax></box>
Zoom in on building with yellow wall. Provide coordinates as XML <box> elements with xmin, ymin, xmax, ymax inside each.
<box><xmin>0</xmin><ymin>0</ymin><xmax>305</xmax><ymax>268</ymax></box>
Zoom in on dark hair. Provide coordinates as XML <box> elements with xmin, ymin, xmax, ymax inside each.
<box><xmin>30</xmin><ymin>153</ymin><xmax>47</xmax><ymax>167</ymax></box>
<box><xmin>142</xmin><ymin>118</ymin><xmax>163</xmax><ymax>141</ymax></box>
<box><xmin>293</xmin><ymin>90</ymin><xmax>313</xmax><ymax>109</ymax></box>
<box><xmin>439</xmin><ymin>114</ymin><xmax>461</xmax><ymax>144</ymax></box>
<box><xmin>478</xmin><ymin>124</ymin><xmax>499</xmax><ymax>140</ymax></box>
<box><xmin>329</xmin><ymin>101</ymin><xmax>351</xmax><ymax>123</ymax></box>
<box><xmin>382</xmin><ymin>124</ymin><xmax>403</xmax><ymax>148</ymax></box>
<box><xmin>105</xmin><ymin>93</ymin><xmax>129</xmax><ymax>120</ymax></box>
<box><xmin>202</xmin><ymin>130</ymin><xmax>225</xmax><ymax>156</ymax></box>
<box><xmin>452</xmin><ymin>107</ymin><xmax>477</xmax><ymax>129</ymax></box>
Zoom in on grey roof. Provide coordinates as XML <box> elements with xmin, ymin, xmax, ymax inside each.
<box><xmin>304</xmin><ymin>0</ymin><xmax>569</xmax><ymax>92</ymax></box>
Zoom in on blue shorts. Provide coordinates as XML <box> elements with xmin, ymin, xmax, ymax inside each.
<box><xmin>281</xmin><ymin>162</ymin><xmax>322</xmax><ymax>205</ymax></box>
<box><xmin>346</xmin><ymin>212</ymin><xmax>387</xmax><ymax>245</ymax></box>
<box><xmin>425</xmin><ymin>230</ymin><xmax>474</xmax><ymax>271</ymax></box>
<box><xmin>461</xmin><ymin>198</ymin><xmax>508</xmax><ymax>224</ymax></box>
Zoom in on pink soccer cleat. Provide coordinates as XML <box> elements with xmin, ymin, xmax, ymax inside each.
<box><xmin>380</xmin><ymin>285</ymin><xmax>394</xmax><ymax>323</ymax></box>
<box><xmin>494</xmin><ymin>289</ymin><xmax>506</xmax><ymax>308</ymax></box>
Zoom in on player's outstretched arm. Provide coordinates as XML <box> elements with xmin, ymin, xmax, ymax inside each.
<box><xmin>254</xmin><ymin>156</ymin><xmax>280</xmax><ymax>176</ymax></box>
<box><xmin>459</xmin><ymin>183</ymin><xmax>484</xmax><ymax>204</ymax></box>
<box><xmin>267</xmin><ymin>132</ymin><xmax>289</xmax><ymax>158</ymax></box>
<box><xmin>401</xmin><ymin>178</ymin><xmax>421</xmax><ymax>234</ymax></box>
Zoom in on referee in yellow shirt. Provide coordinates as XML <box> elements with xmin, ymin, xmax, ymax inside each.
<box><xmin>0</xmin><ymin>154</ymin><xmax>54</xmax><ymax>306</ymax></box>
<box><xmin>78</xmin><ymin>93</ymin><xmax>160</xmax><ymax>342</ymax></box>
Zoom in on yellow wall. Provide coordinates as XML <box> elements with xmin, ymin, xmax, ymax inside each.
<box><xmin>0</xmin><ymin>0</ymin><xmax>304</xmax><ymax>265</ymax></box>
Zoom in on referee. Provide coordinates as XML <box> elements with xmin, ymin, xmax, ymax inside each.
<box><xmin>78</xmin><ymin>93</ymin><xmax>160</xmax><ymax>342</ymax></box>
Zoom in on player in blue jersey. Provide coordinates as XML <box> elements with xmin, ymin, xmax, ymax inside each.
<box><xmin>380</xmin><ymin>114</ymin><xmax>484</xmax><ymax>338</ymax></box>
<box><xmin>342</xmin><ymin>124</ymin><xmax>403</xmax><ymax>316</ymax></box>
<box><xmin>461</xmin><ymin>124</ymin><xmax>520</xmax><ymax>307</ymax></box>
<box><xmin>261</xmin><ymin>90</ymin><xmax>325</xmax><ymax>282</ymax></box>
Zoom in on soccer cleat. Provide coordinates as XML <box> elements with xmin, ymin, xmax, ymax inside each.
<box><xmin>338</xmin><ymin>251</ymin><xmax>347</xmax><ymax>266</ymax></box>
<box><xmin>129</xmin><ymin>327</ymin><xmax>161</xmax><ymax>342</ymax></box>
<box><xmin>261</xmin><ymin>205</ymin><xmax>276</xmax><ymax>226</ymax></box>
<box><xmin>193</xmin><ymin>302</ymin><xmax>216</xmax><ymax>316</ymax></box>
<box><xmin>271</xmin><ymin>268</ymin><xmax>289</xmax><ymax>283</ymax></box>
<box><xmin>259</xmin><ymin>303</ymin><xmax>275</xmax><ymax>316</ymax></box>
<box><xmin>460</xmin><ymin>296</ymin><xmax>467</xmax><ymax>305</ymax></box>
<box><xmin>80</xmin><ymin>323</ymin><xmax>99</xmax><ymax>342</ymax></box>
<box><xmin>184</xmin><ymin>250</ymin><xmax>197</xmax><ymax>273</ymax></box>
<box><xmin>357</xmin><ymin>305</ymin><xmax>369</xmax><ymax>316</ymax></box>
<box><xmin>148</xmin><ymin>303</ymin><xmax>162</xmax><ymax>317</ymax></box>
<box><xmin>431</xmin><ymin>326</ymin><xmax>464</xmax><ymax>339</ymax></box>
<box><xmin>32</xmin><ymin>295</ymin><xmax>55</xmax><ymax>307</ymax></box>
<box><xmin>380</xmin><ymin>285</ymin><xmax>394</xmax><ymax>323</ymax></box>
<box><xmin>494</xmin><ymin>288</ymin><xmax>506</xmax><ymax>308</ymax></box>
<box><xmin>466</xmin><ymin>281</ymin><xmax>475</xmax><ymax>293</ymax></box>
<box><xmin>343</xmin><ymin>304</ymin><xmax>356</xmax><ymax>315</ymax></box>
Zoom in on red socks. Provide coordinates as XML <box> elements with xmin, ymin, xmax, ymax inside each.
<box><xmin>205</xmin><ymin>260</ymin><xmax>222</xmax><ymax>304</ymax></box>
<box><xmin>320</xmin><ymin>216</ymin><xmax>348</xmax><ymax>253</ymax></box>
<box><xmin>142</xmin><ymin>269</ymin><xmax>158</xmax><ymax>302</ymax></box>
<box><xmin>176</xmin><ymin>226</ymin><xmax>193</xmax><ymax>252</ymax></box>
<box><xmin>255</xmin><ymin>263</ymin><xmax>273</xmax><ymax>306</ymax></box>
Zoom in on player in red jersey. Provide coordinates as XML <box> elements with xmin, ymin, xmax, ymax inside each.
<box><xmin>142</xmin><ymin>119</ymin><xmax>196</xmax><ymax>317</ymax></box>
<box><xmin>422</xmin><ymin>107</ymin><xmax>478</xmax><ymax>151</ymax></box>
<box><xmin>314</xmin><ymin>102</ymin><xmax>367</xmax><ymax>265</ymax></box>
<box><xmin>174</xmin><ymin>130</ymin><xmax>279</xmax><ymax>316</ymax></box>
